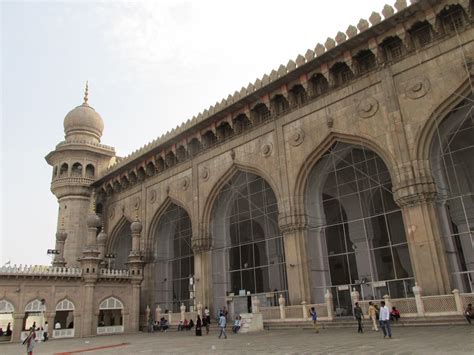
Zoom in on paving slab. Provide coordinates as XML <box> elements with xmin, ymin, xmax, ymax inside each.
<box><xmin>1</xmin><ymin>326</ymin><xmax>473</xmax><ymax>354</ymax></box>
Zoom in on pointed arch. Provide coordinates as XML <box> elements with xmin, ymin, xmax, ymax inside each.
<box><xmin>201</xmin><ymin>162</ymin><xmax>283</xmax><ymax>236</ymax></box>
<box><xmin>293</xmin><ymin>132</ymin><xmax>399</xmax><ymax>217</ymax></box>
<box><xmin>55</xmin><ymin>298</ymin><xmax>75</xmax><ymax>311</ymax></box>
<box><xmin>106</xmin><ymin>215</ymin><xmax>133</xmax><ymax>253</ymax></box>
<box><xmin>146</xmin><ymin>195</ymin><xmax>192</xmax><ymax>251</ymax></box>
<box><xmin>415</xmin><ymin>78</ymin><xmax>472</xmax><ymax>163</ymax></box>
<box><xmin>24</xmin><ymin>299</ymin><xmax>44</xmax><ymax>312</ymax></box>
<box><xmin>99</xmin><ymin>296</ymin><xmax>124</xmax><ymax>310</ymax></box>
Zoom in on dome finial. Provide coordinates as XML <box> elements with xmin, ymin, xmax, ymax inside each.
<box><xmin>83</xmin><ymin>80</ymin><xmax>89</xmax><ymax>105</ymax></box>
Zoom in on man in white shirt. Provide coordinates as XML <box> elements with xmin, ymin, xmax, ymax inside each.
<box><xmin>55</xmin><ymin>321</ymin><xmax>61</xmax><ymax>330</ymax></box>
<box><xmin>379</xmin><ymin>301</ymin><xmax>392</xmax><ymax>338</ymax></box>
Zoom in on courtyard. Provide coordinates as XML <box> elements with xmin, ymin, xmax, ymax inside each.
<box><xmin>1</xmin><ymin>326</ymin><xmax>473</xmax><ymax>354</ymax></box>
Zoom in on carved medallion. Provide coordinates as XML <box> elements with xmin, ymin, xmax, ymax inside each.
<box><xmin>200</xmin><ymin>167</ymin><xmax>210</xmax><ymax>181</ymax></box>
<box><xmin>149</xmin><ymin>189</ymin><xmax>156</xmax><ymax>204</ymax></box>
<box><xmin>357</xmin><ymin>97</ymin><xmax>379</xmax><ymax>118</ymax></box>
<box><xmin>289</xmin><ymin>128</ymin><xmax>305</xmax><ymax>146</ymax></box>
<box><xmin>181</xmin><ymin>177</ymin><xmax>190</xmax><ymax>190</ymax></box>
<box><xmin>108</xmin><ymin>206</ymin><xmax>115</xmax><ymax>220</ymax></box>
<box><xmin>261</xmin><ymin>143</ymin><xmax>273</xmax><ymax>157</ymax></box>
<box><xmin>405</xmin><ymin>77</ymin><xmax>430</xmax><ymax>100</ymax></box>
<box><xmin>133</xmin><ymin>196</ymin><xmax>141</xmax><ymax>209</ymax></box>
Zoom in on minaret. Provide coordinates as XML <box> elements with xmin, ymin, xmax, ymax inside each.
<box><xmin>45</xmin><ymin>83</ymin><xmax>115</xmax><ymax>267</ymax></box>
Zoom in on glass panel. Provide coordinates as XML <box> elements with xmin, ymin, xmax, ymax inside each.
<box><xmin>372</xmin><ymin>247</ymin><xmax>395</xmax><ymax>281</ymax></box>
<box><xmin>367</xmin><ymin>215</ymin><xmax>390</xmax><ymax>248</ymax></box>
<box><xmin>328</xmin><ymin>255</ymin><xmax>351</xmax><ymax>285</ymax></box>
<box><xmin>241</xmin><ymin>269</ymin><xmax>255</xmax><ymax>294</ymax></box>
<box><xmin>393</xmin><ymin>244</ymin><xmax>413</xmax><ymax>278</ymax></box>
<box><xmin>229</xmin><ymin>246</ymin><xmax>240</xmax><ymax>271</ymax></box>
<box><xmin>386</xmin><ymin>211</ymin><xmax>406</xmax><ymax>245</ymax></box>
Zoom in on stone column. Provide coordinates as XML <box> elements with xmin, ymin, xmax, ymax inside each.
<box><xmin>53</xmin><ymin>227</ymin><xmax>67</xmax><ymax>268</ymax></box>
<box><xmin>413</xmin><ymin>283</ymin><xmax>425</xmax><ymax>316</ymax></box>
<box><xmin>155</xmin><ymin>305</ymin><xmax>162</xmax><ymax>321</ymax></box>
<box><xmin>180</xmin><ymin>303</ymin><xmax>186</xmax><ymax>322</ymax></box>
<box><xmin>45</xmin><ymin>312</ymin><xmax>55</xmax><ymax>338</ymax></box>
<box><xmin>197</xmin><ymin>301</ymin><xmax>203</xmax><ymax>318</ymax></box>
<box><xmin>192</xmin><ymin>232</ymin><xmax>213</xmax><ymax>313</ymax></box>
<box><xmin>394</xmin><ymin>187</ymin><xmax>451</xmax><ymax>296</ymax></box>
<box><xmin>301</xmin><ymin>301</ymin><xmax>308</xmax><ymax>320</ymax></box>
<box><xmin>279</xmin><ymin>213</ymin><xmax>311</xmax><ymax>305</ymax></box>
<box><xmin>452</xmin><ymin>289</ymin><xmax>463</xmax><ymax>315</ymax></box>
<box><xmin>325</xmin><ymin>289</ymin><xmax>334</xmax><ymax>320</ymax></box>
<box><xmin>12</xmin><ymin>312</ymin><xmax>24</xmax><ymax>342</ymax></box>
<box><xmin>81</xmin><ymin>282</ymin><xmax>96</xmax><ymax>337</ymax></box>
<box><xmin>252</xmin><ymin>296</ymin><xmax>260</xmax><ymax>314</ymax></box>
<box><xmin>279</xmin><ymin>294</ymin><xmax>286</xmax><ymax>320</ymax></box>
<box><xmin>128</xmin><ymin>213</ymin><xmax>145</xmax><ymax>332</ymax></box>
<box><xmin>351</xmin><ymin>288</ymin><xmax>360</xmax><ymax>306</ymax></box>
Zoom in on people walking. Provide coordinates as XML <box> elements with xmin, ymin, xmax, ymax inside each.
<box><xmin>218</xmin><ymin>313</ymin><xmax>227</xmax><ymax>339</ymax></box>
<box><xmin>195</xmin><ymin>315</ymin><xmax>202</xmax><ymax>336</ymax></box>
<box><xmin>379</xmin><ymin>301</ymin><xmax>392</xmax><ymax>338</ymax></box>
<box><xmin>23</xmin><ymin>328</ymin><xmax>37</xmax><ymax>355</ymax></box>
<box><xmin>368</xmin><ymin>302</ymin><xmax>379</xmax><ymax>331</ymax></box>
<box><xmin>354</xmin><ymin>302</ymin><xmax>364</xmax><ymax>333</ymax></box>
<box><xmin>309</xmin><ymin>306</ymin><xmax>319</xmax><ymax>333</ymax></box>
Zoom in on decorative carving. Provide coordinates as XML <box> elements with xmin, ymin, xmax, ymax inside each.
<box><xmin>230</xmin><ymin>149</ymin><xmax>236</xmax><ymax>160</ymax></box>
<box><xmin>395</xmin><ymin>191</ymin><xmax>437</xmax><ymax>207</ymax></box>
<box><xmin>405</xmin><ymin>77</ymin><xmax>430</xmax><ymax>100</ymax></box>
<box><xmin>394</xmin><ymin>0</ymin><xmax>407</xmax><ymax>12</ymax></box>
<box><xmin>278</xmin><ymin>213</ymin><xmax>308</xmax><ymax>234</ymax></box>
<box><xmin>326</xmin><ymin>116</ymin><xmax>334</xmax><ymax>128</ymax></box>
<box><xmin>181</xmin><ymin>176</ymin><xmax>190</xmax><ymax>190</ymax></box>
<box><xmin>133</xmin><ymin>196</ymin><xmax>141</xmax><ymax>209</ymax></box>
<box><xmin>357</xmin><ymin>19</ymin><xmax>369</xmax><ymax>32</ymax></box>
<box><xmin>314</xmin><ymin>43</ymin><xmax>325</xmax><ymax>56</ymax></box>
<box><xmin>261</xmin><ymin>143</ymin><xmax>273</xmax><ymax>157</ymax></box>
<box><xmin>382</xmin><ymin>5</ymin><xmax>395</xmax><ymax>18</ymax></box>
<box><xmin>289</xmin><ymin>128</ymin><xmax>305</xmax><ymax>147</ymax></box>
<box><xmin>191</xmin><ymin>235</ymin><xmax>213</xmax><ymax>253</ymax></box>
<box><xmin>200</xmin><ymin>167</ymin><xmax>210</xmax><ymax>181</ymax></box>
<box><xmin>357</xmin><ymin>97</ymin><xmax>379</xmax><ymax>118</ymax></box>
<box><xmin>149</xmin><ymin>189</ymin><xmax>156</xmax><ymax>204</ymax></box>
<box><xmin>335</xmin><ymin>31</ymin><xmax>347</xmax><ymax>45</ymax></box>
<box><xmin>109</xmin><ymin>206</ymin><xmax>115</xmax><ymax>220</ymax></box>
<box><xmin>325</xmin><ymin>37</ymin><xmax>336</xmax><ymax>50</ymax></box>
<box><xmin>166</xmin><ymin>185</ymin><xmax>170</xmax><ymax>195</ymax></box>
<box><xmin>346</xmin><ymin>25</ymin><xmax>358</xmax><ymax>38</ymax></box>
<box><xmin>369</xmin><ymin>12</ymin><xmax>382</xmax><ymax>25</ymax></box>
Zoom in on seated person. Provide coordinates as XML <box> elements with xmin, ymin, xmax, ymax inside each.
<box><xmin>0</xmin><ymin>328</ymin><xmax>3</xmax><ymax>336</ymax></box>
<box><xmin>390</xmin><ymin>306</ymin><xmax>401</xmax><ymax>321</ymax></box>
<box><xmin>183</xmin><ymin>319</ymin><xmax>189</xmax><ymax>330</ymax></box>
<box><xmin>188</xmin><ymin>319</ymin><xmax>194</xmax><ymax>331</ymax></box>
<box><xmin>232</xmin><ymin>316</ymin><xmax>241</xmax><ymax>333</ymax></box>
<box><xmin>465</xmin><ymin>303</ymin><xmax>473</xmax><ymax>324</ymax></box>
<box><xmin>159</xmin><ymin>317</ymin><xmax>169</xmax><ymax>332</ymax></box>
<box><xmin>177</xmin><ymin>320</ymin><xmax>184</xmax><ymax>331</ymax></box>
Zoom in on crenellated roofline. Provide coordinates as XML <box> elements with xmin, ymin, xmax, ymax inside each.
<box><xmin>92</xmin><ymin>0</ymin><xmax>471</xmax><ymax>191</ymax></box>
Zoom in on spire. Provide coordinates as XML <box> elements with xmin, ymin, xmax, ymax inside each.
<box><xmin>83</xmin><ymin>80</ymin><xmax>89</xmax><ymax>105</ymax></box>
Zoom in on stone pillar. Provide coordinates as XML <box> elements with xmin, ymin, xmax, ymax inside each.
<box><xmin>180</xmin><ymin>303</ymin><xmax>186</xmax><ymax>322</ymax></box>
<box><xmin>53</xmin><ymin>227</ymin><xmax>67</xmax><ymax>268</ymax></box>
<box><xmin>383</xmin><ymin>294</ymin><xmax>392</xmax><ymax>311</ymax></box>
<box><xmin>301</xmin><ymin>301</ymin><xmax>308</xmax><ymax>320</ymax></box>
<box><xmin>128</xmin><ymin>212</ymin><xmax>145</xmax><ymax>332</ymax></box>
<box><xmin>197</xmin><ymin>301</ymin><xmax>203</xmax><ymax>318</ymax></box>
<box><xmin>252</xmin><ymin>296</ymin><xmax>260</xmax><ymax>314</ymax></box>
<box><xmin>81</xmin><ymin>282</ymin><xmax>96</xmax><ymax>337</ymax></box>
<box><xmin>279</xmin><ymin>213</ymin><xmax>311</xmax><ymax>305</ymax></box>
<box><xmin>155</xmin><ymin>305</ymin><xmax>162</xmax><ymax>321</ymax></box>
<box><xmin>351</xmin><ymin>288</ymin><xmax>360</xmax><ymax>307</ymax></box>
<box><xmin>325</xmin><ymin>289</ymin><xmax>334</xmax><ymax>320</ymax></box>
<box><xmin>45</xmin><ymin>312</ymin><xmax>55</xmax><ymax>339</ymax></box>
<box><xmin>452</xmin><ymin>289</ymin><xmax>463</xmax><ymax>315</ymax></box>
<box><xmin>12</xmin><ymin>312</ymin><xmax>24</xmax><ymax>342</ymax></box>
<box><xmin>279</xmin><ymin>294</ymin><xmax>286</xmax><ymax>320</ymax></box>
<box><xmin>192</xmin><ymin>233</ymin><xmax>213</xmax><ymax>312</ymax></box>
<box><xmin>394</xmin><ymin>187</ymin><xmax>451</xmax><ymax>296</ymax></box>
<box><xmin>413</xmin><ymin>283</ymin><xmax>425</xmax><ymax>316</ymax></box>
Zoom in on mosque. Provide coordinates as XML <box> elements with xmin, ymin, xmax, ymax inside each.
<box><xmin>1</xmin><ymin>0</ymin><xmax>473</xmax><ymax>342</ymax></box>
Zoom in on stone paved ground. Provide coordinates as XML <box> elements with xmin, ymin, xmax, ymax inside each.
<box><xmin>1</xmin><ymin>326</ymin><xmax>473</xmax><ymax>354</ymax></box>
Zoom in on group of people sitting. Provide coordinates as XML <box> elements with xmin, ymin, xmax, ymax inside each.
<box><xmin>177</xmin><ymin>319</ymin><xmax>194</xmax><ymax>331</ymax></box>
<box><xmin>152</xmin><ymin>317</ymin><xmax>169</xmax><ymax>332</ymax></box>
<box><xmin>0</xmin><ymin>322</ymin><xmax>12</xmax><ymax>338</ymax></box>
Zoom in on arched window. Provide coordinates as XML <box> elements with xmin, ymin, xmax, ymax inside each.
<box><xmin>251</xmin><ymin>103</ymin><xmax>271</xmax><ymax>125</ymax></box>
<box><xmin>0</xmin><ymin>300</ymin><xmax>14</xmax><ymax>341</ymax></box>
<box><xmin>176</xmin><ymin>145</ymin><xmax>187</xmax><ymax>162</ymax></box>
<box><xmin>187</xmin><ymin>138</ymin><xmax>201</xmax><ymax>157</ymax></box>
<box><xmin>216</xmin><ymin>122</ymin><xmax>234</xmax><ymax>141</ymax></box>
<box><xmin>165</xmin><ymin>151</ymin><xmax>176</xmax><ymax>168</ymax></box>
<box><xmin>85</xmin><ymin>164</ymin><xmax>95</xmax><ymax>178</ymax></box>
<box><xmin>305</xmin><ymin>142</ymin><xmax>413</xmax><ymax>311</ymax></box>
<box><xmin>289</xmin><ymin>84</ymin><xmax>308</xmax><ymax>107</ymax></box>
<box><xmin>330</xmin><ymin>62</ymin><xmax>354</xmax><ymax>87</ymax></box>
<box><xmin>380</xmin><ymin>36</ymin><xmax>405</xmax><ymax>63</ymax></box>
<box><xmin>110</xmin><ymin>220</ymin><xmax>132</xmax><ymax>269</ymax></box>
<box><xmin>146</xmin><ymin>161</ymin><xmax>156</xmax><ymax>177</ymax></box>
<box><xmin>0</xmin><ymin>300</ymin><xmax>14</xmax><ymax>313</ymax></box>
<box><xmin>430</xmin><ymin>97</ymin><xmax>474</xmax><ymax>293</ymax></box>
<box><xmin>439</xmin><ymin>4</ymin><xmax>466</xmax><ymax>34</ymax></box>
<box><xmin>97</xmin><ymin>297</ymin><xmax>124</xmax><ymax>334</ymax></box>
<box><xmin>409</xmin><ymin>21</ymin><xmax>434</xmax><ymax>48</ymax></box>
<box><xmin>155</xmin><ymin>157</ymin><xmax>165</xmax><ymax>173</ymax></box>
<box><xmin>59</xmin><ymin>163</ymin><xmax>69</xmax><ymax>177</ymax></box>
<box><xmin>23</xmin><ymin>299</ymin><xmax>45</xmax><ymax>331</ymax></box>
<box><xmin>71</xmin><ymin>162</ymin><xmax>82</xmax><ymax>177</ymax></box>
<box><xmin>54</xmin><ymin>299</ymin><xmax>75</xmax><ymax>336</ymax></box>
<box><xmin>201</xmin><ymin>130</ymin><xmax>217</xmax><ymax>149</ymax></box>
<box><xmin>233</xmin><ymin>114</ymin><xmax>252</xmax><ymax>134</ymax></box>
<box><xmin>354</xmin><ymin>49</ymin><xmax>377</xmax><ymax>75</ymax></box>
<box><xmin>211</xmin><ymin>171</ymin><xmax>288</xmax><ymax>309</ymax></box>
<box><xmin>271</xmin><ymin>95</ymin><xmax>290</xmax><ymax>116</ymax></box>
<box><xmin>309</xmin><ymin>73</ymin><xmax>329</xmax><ymax>97</ymax></box>
<box><xmin>152</xmin><ymin>203</ymin><xmax>193</xmax><ymax>312</ymax></box>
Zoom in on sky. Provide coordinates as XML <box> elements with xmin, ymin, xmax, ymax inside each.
<box><xmin>1</xmin><ymin>0</ymin><xmax>390</xmax><ymax>266</ymax></box>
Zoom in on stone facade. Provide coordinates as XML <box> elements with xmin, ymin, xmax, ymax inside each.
<box><xmin>1</xmin><ymin>0</ymin><xmax>474</xmax><ymax>341</ymax></box>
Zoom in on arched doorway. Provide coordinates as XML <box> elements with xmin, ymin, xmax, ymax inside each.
<box><xmin>110</xmin><ymin>219</ymin><xmax>132</xmax><ymax>269</ymax></box>
<box><xmin>430</xmin><ymin>97</ymin><xmax>474</xmax><ymax>292</ymax></box>
<box><xmin>97</xmin><ymin>297</ymin><xmax>124</xmax><ymax>334</ymax></box>
<box><xmin>53</xmin><ymin>299</ymin><xmax>75</xmax><ymax>338</ymax></box>
<box><xmin>211</xmin><ymin>170</ymin><xmax>288</xmax><ymax>313</ymax></box>
<box><xmin>305</xmin><ymin>142</ymin><xmax>413</xmax><ymax>314</ymax></box>
<box><xmin>22</xmin><ymin>299</ymin><xmax>45</xmax><ymax>341</ymax></box>
<box><xmin>0</xmin><ymin>300</ymin><xmax>14</xmax><ymax>342</ymax></box>
<box><xmin>152</xmin><ymin>202</ymin><xmax>194</xmax><ymax>313</ymax></box>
